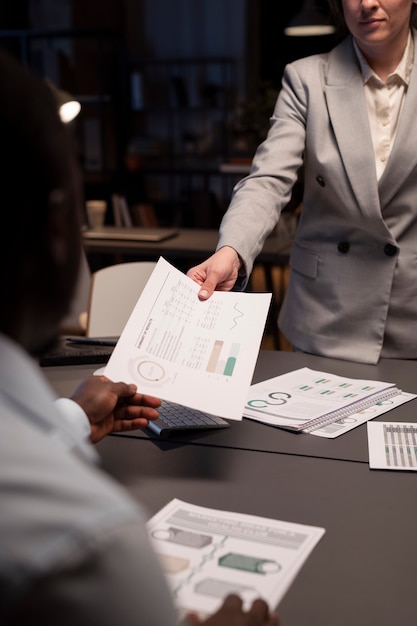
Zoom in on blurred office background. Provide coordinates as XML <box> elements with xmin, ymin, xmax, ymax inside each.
<box><xmin>0</xmin><ymin>0</ymin><xmax>337</xmax><ymax>229</ymax></box>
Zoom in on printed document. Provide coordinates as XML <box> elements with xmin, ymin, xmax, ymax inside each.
<box><xmin>367</xmin><ymin>421</ymin><xmax>417</xmax><ymax>470</ymax></box>
<box><xmin>104</xmin><ymin>257</ymin><xmax>271</xmax><ymax>420</ymax></box>
<box><xmin>310</xmin><ymin>390</ymin><xmax>416</xmax><ymax>438</ymax></box>
<box><xmin>147</xmin><ymin>498</ymin><xmax>325</xmax><ymax>619</ymax></box>
<box><xmin>243</xmin><ymin>367</ymin><xmax>406</xmax><ymax>434</ymax></box>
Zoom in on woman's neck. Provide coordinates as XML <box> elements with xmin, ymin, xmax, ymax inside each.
<box><xmin>355</xmin><ymin>30</ymin><xmax>410</xmax><ymax>82</ymax></box>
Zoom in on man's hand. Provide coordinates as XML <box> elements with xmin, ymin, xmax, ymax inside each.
<box><xmin>70</xmin><ymin>375</ymin><xmax>160</xmax><ymax>443</ymax></box>
<box><xmin>184</xmin><ymin>595</ymin><xmax>279</xmax><ymax>626</ymax></box>
<box><xmin>187</xmin><ymin>246</ymin><xmax>241</xmax><ymax>300</ymax></box>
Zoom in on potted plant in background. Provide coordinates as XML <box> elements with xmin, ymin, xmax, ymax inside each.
<box><xmin>229</xmin><ymin>82</ymin><xmax>280</xmax><ymax>161</ymax></box>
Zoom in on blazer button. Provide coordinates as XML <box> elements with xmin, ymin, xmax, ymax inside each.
<box><xmin>384</xmin><ymin>243</ymin><xmax>398</xmax><ymax>257</ymax></box>
<box><xmin>316</xmin><ymin>176</ymin><xmax>325</xmax><ymax>187</ymax></box>
<box><xmin>337</xmin><ymin>241</ymin><xmax>350</xmax><ymax>254</ymax></box>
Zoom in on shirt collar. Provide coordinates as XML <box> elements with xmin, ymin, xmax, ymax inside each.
<box><xmin>353</xmin><ymin>31</ymin><xmax>414</xmax><ymax>85</ymax></box>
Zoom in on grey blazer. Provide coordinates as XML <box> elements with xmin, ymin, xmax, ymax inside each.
<box><xmin>218</xmin><ymin>31</ymin><xmax>417</xmax><ymax>364</ymax></box>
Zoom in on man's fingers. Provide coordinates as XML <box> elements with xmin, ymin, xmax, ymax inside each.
<box><xmin>248</xmin><ymin>599</ymin><xmax>270</xmax><ymax>621</ymax></box>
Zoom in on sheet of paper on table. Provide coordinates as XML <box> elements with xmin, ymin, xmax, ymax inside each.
<box><xmin>147</xmin><ymin>498</ymin><xmax>325</xmax><ymax>619</ymax></box>
<box><xmin>104</xmin><ymin>257</ymin><xmax>271</xmax><ymax>420</ymax></box>
<box><xmin>367</xmin><ymin>421</ymin><xmax>417</xmax><ymax>470</ymax></box>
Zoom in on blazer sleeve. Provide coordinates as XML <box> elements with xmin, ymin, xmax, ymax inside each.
<box><xmin>217</xmin><ymin>59</ymin><xmax>309</xmax><ymax>285</ymax></box>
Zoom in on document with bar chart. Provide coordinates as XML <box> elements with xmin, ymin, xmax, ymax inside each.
<box><xmin>104</xmin><ymin>257</ymin><xmax>271</xmax><ymax>420</ymax></box>
<box><xmin>367</xmin><ymin>421</ymin><xmax>417</xmax><ymax>470</ymax></box>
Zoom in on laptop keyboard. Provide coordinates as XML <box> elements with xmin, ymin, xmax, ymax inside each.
<box><xmin>147</xmin><ymin>400</ymin><xmax>230</xmax><ymax>439</ymax></box>
<box><xmin>39</xmin><ymin>337</ymin><xmax>115</xmax><ymax>366</ymax></box>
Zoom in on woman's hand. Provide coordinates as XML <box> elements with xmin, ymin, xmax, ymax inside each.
<box><xmin>187</xmin><ymin>246</ymin><xmax>241</xmax><ymax>300</ymax></box>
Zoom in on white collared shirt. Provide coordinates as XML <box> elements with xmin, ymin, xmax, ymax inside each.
<box><xmin>354</xmin><ymin>33</ymin><xmax>414</xmax><ymax>180</ymax></box>
<box><xmin>0</xmin><ymin>331</ymin><xmax>179</xmax><ymax>625</ymax></box>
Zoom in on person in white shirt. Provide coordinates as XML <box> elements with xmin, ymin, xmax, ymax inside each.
<box><xmin>188</xmin><ymin>0</ymin><xmax>417</xmax><ymax>365</ymax></box>
<box><xmin>0</xmin><ymin>50</ymin><xmax>278</xmax><ymax>626</ymax></box>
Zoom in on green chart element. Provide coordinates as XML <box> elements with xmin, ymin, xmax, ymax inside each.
<box><xmin>223</xmin><ymin>343</ymin><xmax>240</xmax><ymax>376</ymax></box>
<box><xmin>219</xmin><ymin>552</ymin><xmax>281</xmax><ymax>574</ymax></box>
<box><xmin>207</xmin><ymin>341</ymin><xmax>240</xmax><ymax>376</ymax></box>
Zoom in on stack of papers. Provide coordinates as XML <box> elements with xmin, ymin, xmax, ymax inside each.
<box><xmin>244</xmin><ymin>368</ymin><xmax>415</xmax><ymax>437</ymax></box>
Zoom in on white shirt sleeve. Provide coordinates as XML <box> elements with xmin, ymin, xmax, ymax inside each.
<box><xmin>54</xmin><ymin>397</ymin><xmax>91</xmax><ymax>441</ymax></box>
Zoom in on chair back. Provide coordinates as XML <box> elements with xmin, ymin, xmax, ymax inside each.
<box><xmin>86</xmin><ymin>261</ymin><xmax>156</xmax><ymax>337</ymax></box>
<box><xmin>60</xmin><ymin>249</ymin><xmax>91</xmax><ymax>334</ymax></box>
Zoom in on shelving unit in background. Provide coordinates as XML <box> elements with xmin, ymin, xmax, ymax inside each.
<box><xmin>0</xmin><ymin>28</ymin><xmax>125</xmax><ymax>212</ymax></box>
<box><xmin>0</xmin><ymin>30</ymin><xmax>250</xmax><ymax>229</ymax></box>
<box><xmin>122</xmin><ymin>56</ymin><xmax>245</xmax><ymax>228</ymax></box>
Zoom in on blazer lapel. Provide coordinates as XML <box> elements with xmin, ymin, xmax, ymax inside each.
<box><xmin>325</xmin><ymin>38</ymin><xmax>383</xmax><ymax>223</ymax></box>
<box><xmin>378</xmin><ymin>29</ymin><xmax>417</xmax><ymax>208</ymax></box>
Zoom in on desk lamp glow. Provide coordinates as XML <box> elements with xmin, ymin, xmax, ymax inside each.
<box><xmin>284</xmin><ymin>0</ymin><xmax>336</xmax><ymax>36</ymax></box>
<box><xmin>45</xmin><ymin>79</ymin><xmax>81</xmax><ymax>123</ymax></box>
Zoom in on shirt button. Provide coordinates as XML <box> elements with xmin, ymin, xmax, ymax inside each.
<box><xmin>384</xmin><ymin>243</ymin><xmax>398</xmax><ymax>257</ymax></box>
<box><xmin>337</xmin><ymin>241</ymin><xmax>350</xmax><ymax>254</ymax></box>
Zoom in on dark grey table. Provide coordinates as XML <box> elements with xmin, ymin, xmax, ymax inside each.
<box><xmin>44</xmin><ymin>350</ymin><xmax>417</xmax><ymax>463</ymax></box>
<box><xmin>43</xmin><ymin>351</ymin><xmax>417</xmax><ymax>625</ymax></box>
<box><xmin>95</xmin><ymin>434</ymin><xmax>417</xmax><ymax>626</ymax></box>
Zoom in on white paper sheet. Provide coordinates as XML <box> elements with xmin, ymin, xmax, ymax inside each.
<box><xmin>104</xmin><ymin>258</ymin><xmax>271</xmax><ymax>420</ymax></box>
<box><xmin>367</xmin><ymin>421</ymin><xmax>417</xmax><ymax>470</ymax></box>
<box><xmin>147</xmin><ymin>498</ymin><xmax>325</xmax><ymax>619</ymax></box>
<box><xmin>243</xmin><ymin>367</ymin><xmax>399</xmax><ymax>432</ymax></box>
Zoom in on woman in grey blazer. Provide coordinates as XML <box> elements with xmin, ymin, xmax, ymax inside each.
<box><xmin>188</xmin><ymin>0</ymin><xmax>417</xmax><ymax>364</ymax></box>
